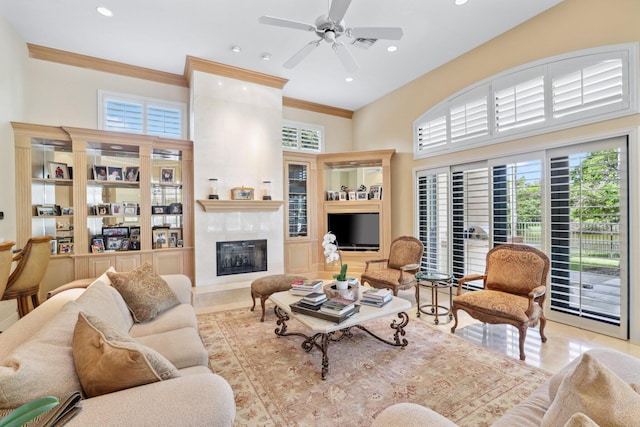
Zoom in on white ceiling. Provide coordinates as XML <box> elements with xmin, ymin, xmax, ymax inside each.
<box><xmin>0</xmin><ymin>0</ymin><xmax>563</xmax><ymax>111</ymax></box>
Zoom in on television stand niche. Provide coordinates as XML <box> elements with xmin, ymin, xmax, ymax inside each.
<box><xmin>317</xmin><ymin>149</ymin><xmax>394</xmax><ymax>278</ymax></box>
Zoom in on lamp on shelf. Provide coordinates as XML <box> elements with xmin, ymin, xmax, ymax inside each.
<box><xmin>208</xmin><ymin>178</ymin><xmax>219</xmax><ymax>200</ymax></box>
<box><xmin>261</xmin><ymin>180</ymin><xmax>272</xmax><ymax>200</ymax></box>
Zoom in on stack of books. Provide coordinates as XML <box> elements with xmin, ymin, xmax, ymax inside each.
<box><xmin>289</xmin><ymin>279</ymin><xmax>323</xmax><ymax>295</ymax></box>
<box><xmin>360</xmin><ymin>288</ymin><xmax>393</xmax><ymax>307</ymax></box>
<box><xmin>296</xmin><ymin>292</ymin><xmax>328</xmax><ymax>310</ymax></box>
<box><xmin>319</xmin><ymin>297</ymin><xmax>356</xmax><ymax>316</ymax></box>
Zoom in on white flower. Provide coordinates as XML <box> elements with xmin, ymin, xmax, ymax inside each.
<box><xmin>322</xmin><ymin>232</ymin><xmax>341</xmax><ymax>264</ymax></box>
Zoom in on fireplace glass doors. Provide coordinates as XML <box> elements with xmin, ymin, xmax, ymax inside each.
<box><xmin>216</xmin><ymin>239</ymin><xmax>267</xmax><ymax>276</ymax></box>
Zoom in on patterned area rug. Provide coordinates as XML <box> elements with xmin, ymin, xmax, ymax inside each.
<box><xmin>198</xmin><ymin>308</ymin><xmax>551</xmax><ymax>427</ymax></box>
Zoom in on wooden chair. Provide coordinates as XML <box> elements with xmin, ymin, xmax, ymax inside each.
<box><xmin>360</xmin><ymin>236</ymin><xmax>423</xmax><ymax>296</ymax></box>
<box><xmin>450</xmin><ymin>243</ymin><xmax>550</xmax><ymax>361</ymax></box>
<box><xmin>2</xmin><ymin>236</ymin><xmax>52</xmax><ymax>317</ymax></box>
<box><xmin>0</xmin><ymin>241</ymin><xmax>16</xmax><ymax>304</ymax></box>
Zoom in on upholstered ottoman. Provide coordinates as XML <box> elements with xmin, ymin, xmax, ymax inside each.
<box><xmin>250</xmin><ymin>274</ymin><xmax>306</xmax><ymax>321</ymax></box>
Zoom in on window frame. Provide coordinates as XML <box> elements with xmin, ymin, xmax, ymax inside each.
<box><xmin>282</xmin><ymin>120</ymin><xmax>324</xmax><ymax>153</ymax></box>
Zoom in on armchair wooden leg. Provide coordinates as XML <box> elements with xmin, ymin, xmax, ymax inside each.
<box><xmin>518</xmin><ymin>325</ymin><xmax>528</xmax><ymax>361</ymax></box>
<box><xmin>250</xmin><ymin>289</ymin><xmax>257</xmax><ymax>312</ymax></box>
<box><xmin>450</xmin><ymin>307</ymin><xmax>459</xmax><ymax>333</ymax></box>
<box><xmin>539</xmin><ymin>313</ymin><xmax>548</xmax><ymax>343</ymax></box>
<box><xmin>259</xmin><ymin>296</ymin><xmax>267</xmax><ymax>322</ymax></box>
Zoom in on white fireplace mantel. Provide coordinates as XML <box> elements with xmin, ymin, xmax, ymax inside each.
<box><xmin>196</xmin><ymin>199</ymin><xmax>284</xmax><ymax>212</ymax></box>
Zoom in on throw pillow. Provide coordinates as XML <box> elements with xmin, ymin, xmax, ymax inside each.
<box><xmin>542</xmin><ymin>353</ymin><xmax>640</xmax><ymax>427</ymax></box>
<box><xmin>563</xmin><ymin>412</ymin><xmax>600</xmax><ymax>427</ymax></box>
<box><xmin>76</xmin><ymin>280</ymin><xmax>133</xmax><ymax>332</ymax></box>
<box><xmin>72</xmin><ymin>312</ymin><xmax>179</xmax><ymax>398</ymax></box>
<box><xmin>107</xmin><ymin>262</ymin><xmax>180</xmax><ymax>322</ymax></box>
<box><xmin>0</xmin><ymin>301</ymin><xmax>82</xmax><ymax>408</ymax></box>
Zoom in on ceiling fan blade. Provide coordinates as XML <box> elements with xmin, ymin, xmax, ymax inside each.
<box><xmin>328</xmin><ymin>0</ymin><xmax>352</xmax><ymax>22</ymax></box>
<box><xmin>333</xmin><ymin>43</ymin><xmax>359</xmax><ymax>73</ymax></box>
<box><xmin>348</xmin><ymin>27</ymin><xmax>404</xmax><ymax>40</ymax></box>
<box><xmin>259</xmin><ymin>16</ymin><xmax>316</xmax><ymax>32</ymax></box>
<box><xmin>284</xmin><ymin>40</ymin><xmax>321</xmax><ymax>69</ymax></box>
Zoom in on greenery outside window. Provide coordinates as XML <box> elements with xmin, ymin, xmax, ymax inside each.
<box><xmin>282</xmin><ymin>120</ymin><xmax>323</xmax><ymax>152</ymax></box>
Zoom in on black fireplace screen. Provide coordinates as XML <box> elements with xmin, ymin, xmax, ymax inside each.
<box><xmin>216</xmin><ymin>239</ymin><xmax>267</xmax><ymax>276</ymax></box>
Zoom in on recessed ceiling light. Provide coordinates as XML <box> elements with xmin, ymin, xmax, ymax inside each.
<box><xmin>231</xmin><ymin>46</ymin><xmax>241</xmax><ymax>53</ymax></box>
<box><xmin>261</xmin><ymin>53</ymin><xmax>272</xmax><ymax>61</ymax></box>
<box><xmin>345</xmin><ymin>77</ymin><xmax>354</xmax><ymax>82</ymax></box>
<box><xmin>387</xmin><ymin>45</ymin><xmax>398</xmax><ymax>52</ymax></box>
<box><xmin>96</xmin><ymin>6</ymin><xmax>113</xmax><ymax>17</ymax></box>
<box><xmin>454</xmin><ymin>0</ymin><xmax>468</xmax><ymax>5</ymax></box>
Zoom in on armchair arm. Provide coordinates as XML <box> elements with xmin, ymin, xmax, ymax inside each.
<box><xmin>525</xmin><ymin>285</ymin><xmax>547</xmax><ymax>317</ymax></box>
<box><xmin>455</xmin><ymin>274</ymin><xmax>486</xmax><ymax>295</ymax></box>
<box><xmin>528</xmin><ymin>285</ymin><xmax>546</xmax><ymax>299</ymax></box>
<box><xmin>11</xmin><ymin>251</ymin><xmax>23</xmax><ymax>262</ymax></box>
<box><xmin>364</xmin><ymin>258</ymin><xmax>388</xmax><ymax>272</ymax></box>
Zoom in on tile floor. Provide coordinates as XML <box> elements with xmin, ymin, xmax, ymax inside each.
<box><xmin>194</xmin><ymin>285</ymin><xmax>640</xmax><ymax>374</ymax></box>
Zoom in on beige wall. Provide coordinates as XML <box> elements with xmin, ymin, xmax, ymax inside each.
<box><xmin>283</xmin><ymin>106</ymin><xmax>353</xmax><ymax>153</ymax></box>
<box><xmin>352</xmin><ymin>0</ymin><xmax>640</xmax><ymax>241</ymax></box>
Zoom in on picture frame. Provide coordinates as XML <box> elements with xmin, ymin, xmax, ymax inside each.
<box><xmin>168</xmin><ymin>202</ymin><xmax>182</xmax><ymax>214</ymax></box>
<box><xmin>177</xmin><ymin>239</ymin><xmax>184</xmax><ymax>248</ymax></box>
<box><xmin>102</xmin><ymin>227</ymin><xmax>129</xmax><ymax>237</ymax></box>
<box><xmin>168</xmin><ymin>237</ymin><xmax>177</xmax><ymax>248</ymax></box>
<box><xmin>110</xmin><ymin>203</ymin><xmax>123</xmax><ymax>215</ymax></box>
<box><xmin>152</xmin><ymin>228</ymin><xmax>170</xmax><ymax>249</ymax></box>
<box><xmin>339</xmin><ymin>191</ymin><xmax>347</xmax><ymax>201</ymax></box>
<box><xmin>356</xmin><ymin>191</ymin><xmax>368</xmax><ymax>200</ymax></box>
<box><xmin>93</xmin><ymin>165</ymin><xmax>108</xmax><ymax>181</ymax></box>
<box><xmin>97</xmin><ymin>204</ymin><xmax>111</xmax><ymax>216</ymax></box>
<box><xmin>123</xmin><ymin>205</ymin><xmax>137</xmax><ymax>216</ymax></box>
<box><xmin>36</xmin><ymin>205</ymin><xmax>56</xmax><ymax>216</ymax></box>
<box><xmin>105</xmin><ymin>237</ymin><xmax>122</xmax><ymax>251</ymax></box>
<box><xmin>120</xmin><ymin>238</ymin><xmax>130</xmax><ymax>251</ymax></box>
<box><xmin>58</xmin><ymin>241</ymin><xmax>73</xmax><ymax>254</ymax></box>
<box><xmin>62</xmin><ymin>207</ymin><xmax>74</xmax><ymax>215</ymax></box>
<box><xmin>231</xmin><ymin>187</ymin><xmax>254</xmax><ymax>200</ymax></box>
<box><xmin>91</xmin><ymin>237</ymin><xmax>105</xmax><ymax>253</ymax></box>
<box><xmin>124</xmin><ymin>166</ymin><xmax>139</xmax><ymax>182</ymax></box>
<box><xmin>107</xmin><ymin>166</ymin><xmax>123</xmax><ymax>181</ymax></box>
<box><xmin>348</xmin><ymin>191</ymin><xmax>356</xmax><ymax>201</ymax></box>
<box><xmin>160</xmin><ymin>167</ymin><xmax>175</xmax><ymax>183</ymax></box>
<box><xmin>48</xmin><ymin>162</ymin><xmax>69</xmax><ymax>180</ymax></box>
<box><xmin>50</xmin><ymin>239</ymin><xmax>57</xmax><ymax>255</ymax></box>
<box><xmin>129</xmin><ymin>226</ymin><xmax>141</xmax><ymax>241</ymax></box>
<box><xmin>370</xmin><ymin>184</ymin><xmax>382</xmax><ymax>200</ymax></box>
<box><xmin>152</xmin><ymin>205</ymin><xmax>166</xmax><ymax>214</ymax></box>
<box><xmin>169</xmin><ymin>228</ymin><xmax>182</xmax><ymax>242</ymax></box>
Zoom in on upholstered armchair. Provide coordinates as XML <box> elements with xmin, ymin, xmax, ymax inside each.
<box><xmin>2</xmin><ymin>236</ymin><xmax>52</xmax><ymax>317</ymax></box>
<box><xmin>0</xmin><ymin>240</ymin><xmax>15</xmax><ymax>299</ymax></box>
<box><xmin>450</xmin><ymin>243</ymin><xmax>550</xmax><ymax>361</ymax></box>
<box><xmin>360</xmin><ymin>236</ymin><xmax>423</xmax><ymax>296</ymax></box>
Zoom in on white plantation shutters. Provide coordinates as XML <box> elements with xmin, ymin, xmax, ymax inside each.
<box><xmin>282</xmin><ymin>121</ymin><xmax>323</xmax><ymax>152</ymax></box>
<box><xmin>99</xmin><ymin>91</ymin><xmax>185</xmax><ymax>139</ymax></box>
<box><xmin>450</xmin><ymin>97</ymin><xmax>488</xmax><ymax>143</ymax></box>
<box><xmin>416</xmin><ymin>115</ymin><xmax>447</xmax><ymax>152</ymax></box>
<box><xmin>494</xmin><ymin>75</ymin><xmax>545</xmax><ymax>133</ymax></box>
<box><xmin>416</xmin><ymin>169</ymin><xmax>449</xmax><ymax>272</ymax></box>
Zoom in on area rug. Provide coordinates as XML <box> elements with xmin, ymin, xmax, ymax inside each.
<box><xmin>198</xmin><ymin>308</ymin><xmax>551</xmax><ymax>427</ymax></box>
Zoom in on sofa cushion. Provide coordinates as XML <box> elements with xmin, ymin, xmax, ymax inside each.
<box><xmin>563</xmin><ymin>413</ymin><xmax>600</xmax><ymax>427</ymax></box>
<box><xmin>75</xmin><ymin>279</ymin><xmax>133</xmax><ymax>332</ymax></box>
<box><xmin>72</xmin><ymin>312</ymin><xmax>179</xmax><ymax>398</ymax></box>
<box><xmin>134</xmin><ymin>327</ymin><xmax>209</xmax><ymax>369</ymax></box>
<box><xmin>107</xmin><ymin>262</ymin><xmax>180</xmax><ymax>322</ymax></box>
<box><xmin>129</xmin><ymin>304</ymin><xmax>198</xmax><ymax>338</ymax></box>
<box><xmin>542</xmin><ymin>353</ymin><xmax>640</xmax><ymax>427</ymax></box>
<box><xmin>0</xmin><ymin>301</ymin><xmax>82</xmax><ymax>408</ymax></box>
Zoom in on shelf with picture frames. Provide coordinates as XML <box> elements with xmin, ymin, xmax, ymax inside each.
<box><xmin>12</xmin><ymin>122</ymin><xmax>195</xmax><ymax>298</ymax></box>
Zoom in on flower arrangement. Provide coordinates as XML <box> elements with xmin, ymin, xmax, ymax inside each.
<box><xmin>322</xmin><ymin>232</ymin><xmax>348</xmax><ymax>282</ymax></box>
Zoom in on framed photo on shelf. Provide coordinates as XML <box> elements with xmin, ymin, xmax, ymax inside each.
<box><xmin>124</xmin><ymin>166</ymin><xmax>139</xmax><ymax>182</ymax></box>
<box><xmin>356</xmin><ymin>191</ymin><xmax>368</xmax><ymax>200</ymax></box>
<box><xmin>47</xmin><ymin>162</ymin><xmax>69</xmax><ymax>180</ymax></box>
<box><xmin>370</xmin><ymin>184</ymin><xmax>382</xmax><ymax>200</ymax></box>
<box><xmin>177</xmin><ymin>239</ymin><xmax>184</xmax><ymax>248</ymax></box>
<box><xmin>121</xmin><ymin>238</ymin><xmax>130</xmax><ymax>251</ymax></box>
<box><xmin>169</xmin><ymin>228</ymin><xmax>182</xmax><ymax>242</ymax></box>
<box><xmin>168</xmin><ymin>237</ymin><xmax>177</xmax><ymax>248</ymax></box>
<box><xmin>97</xmin><ymin>204</ymin><xmax>110</xmax><ymax>216</ymax></box>
<box><xmin>105</xmin><ymin>237</ymin><xmax>122</xmax><ymax>251</ymax></box>
<box><xmin>58</xmin><ymin>241</ymin><xmax>73</xmax><ymax>254</ymax></box>
<box><xmin>168</xmin><ymin>203</ymin><xmax>182</xmax><ymax>214</ymax></box>
<box><xmin>231</xmin><ymin>187</ymin><xmax>254</xmax><ymax>200</ymax></box>
<box><xmin>129</xmin><ymin>226</ymin><xmax>141</xmax><ymax>241</ymax></box>
<box><xmin>338</xmin><ymin>191</ymin><xmax>347</xmax><ymax>201</ymax></box>
<box><xmin>152</xmin><ymin>205</ymin><xmax>166</xmax><ymax>214</ymax></box>
<box><xmin>107</xmin><ymin>166</ymin><xmax>123</xmax><ymax>181</ymax></box>
<box><xmin>62</xmin><ymin>207</ymin><xmax>73</xmax><ymax>215</ymax></box>
<box><xmin>160</xmin><ymin>168</ymin><xmax>175</xmax><ymax>183</ymax></box>
<box><xmin>123</xmin><ymin>205</ymin><xmax>137</xmax><ymax>216</ymax></box>
<box><xmin>93</xmin><ymin>165</ymin><xmax>108</xmax><ymax>181</ymax></box>
<box><xmin>102</xmin><ymin>227</ymin><xmax>129</xmax><ymax>237</ymax></box>
<box><xmin>152</xmin><ymin>228</ymin><xmax>170</xmax><ymax>249</ymax></box>
<box><xmin>348</xmin><ymin>191</ymin><xmax>356</xmax><ymax>201</ymax></box>
<box><xmin>110</xmin><ymin>203</ymin><xmax>123</xmax><ymax>215</ymax></box>
<box><xmin>91</xmin><ymin>237</ymin><xmax>105</xmax><ymax>253</ymax></box>
<box><xmin>36</xmin><ymin>205</ymin><xmax>56</xmax><ymax>216</ymax></box>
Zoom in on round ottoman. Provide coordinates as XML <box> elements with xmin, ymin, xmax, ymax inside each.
<box><xmin>250</xmin><ymin>274</ymin><xmax>306</xmax><ymax>321</ymax></box>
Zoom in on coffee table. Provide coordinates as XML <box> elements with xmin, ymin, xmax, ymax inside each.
<box><xmin>269</xmin><ymin>290</ymin><xmax>411</xmax><ymax>379</ymax></box>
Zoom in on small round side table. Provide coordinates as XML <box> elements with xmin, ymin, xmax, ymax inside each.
<box><xmin>415</xmin><ymin>271</ymin><xmax>454</xmax><ymax>324</ymax></box>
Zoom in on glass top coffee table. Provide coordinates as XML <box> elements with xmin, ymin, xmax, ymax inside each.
<box><xmin>415</xmin><ymin>271</ymin><xmax>455</xmax><ymax>325</ymax></box>
<box><xmin>269</xmin><ymin>289</ymin><xmax>411</xmax><ymax>379</ymax></box>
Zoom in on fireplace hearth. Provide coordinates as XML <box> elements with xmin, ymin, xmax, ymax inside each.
<box><xmin>216</xmin><ymin>239</ymin><xmax>267</xmax><ymax>276</ymax></box>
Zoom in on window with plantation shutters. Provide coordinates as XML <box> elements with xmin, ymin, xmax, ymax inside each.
<box><xmin>416</xmin><ymin>169</ymin><xmax>449</xmax><ymax>272</ymax></box>
<box><xmin>413</xmin><ymin>43</ymin><xmax>637</xmax><ymax>159</ymax></box>
<box><xmin>281</xmin><ymin>121</ymin><xmax>323</xmax><ymax>152</ymax></box>
<box><xmin>99</xmin><ymin>91</ymin><xmax>186</xmax><ymax>139</ymax></box>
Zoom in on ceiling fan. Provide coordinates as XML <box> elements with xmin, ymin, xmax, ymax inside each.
<box><xmin>259</xmin><ymin>0</ymin><xmax>403</xmax><ymax>73</ymax></box>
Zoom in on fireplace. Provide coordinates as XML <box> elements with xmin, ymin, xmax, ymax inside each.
<box><xmin>216</xmin><ymin>239</ymin><xmax>267</xmax><ymax>276</ymax></box>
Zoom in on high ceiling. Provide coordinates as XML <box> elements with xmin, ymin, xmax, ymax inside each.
<box><xmin>0</xmin><ymin>0</ymin><xmax>563</xmax><ymax>111</ymax></box>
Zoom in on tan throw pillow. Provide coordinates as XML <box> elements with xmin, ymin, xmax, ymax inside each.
<box><xmin>72</xmin><ymin>312</ymin><xmax>179</xmax><ymax>398</ymax></box>
<box><xmin>107</xmin><ymin>262</ymin><xmax>180</xmax><ymax>322</ymax></box>
<box><xmin>542</xmin><ymin>353</ymin><xmax>640</xmax><ymax>427</ymax></box>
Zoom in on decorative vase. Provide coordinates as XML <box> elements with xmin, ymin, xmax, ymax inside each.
<box><xmin>335</xmin><ymin>280</ymin><xmax>349</xmax><ymax>290</ymax></box>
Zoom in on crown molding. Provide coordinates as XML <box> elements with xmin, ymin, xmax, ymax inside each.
<box><xmin>283</xmin><ymin>97</ymin><xmax>353</xmax><ymax>119</ymax></box>
<box><xmin>27</xmin><ymin>44</ymin><xmax>188</xmax><ymax>87</ymax></box>
<box><xmin>184</xmin><ymin>55</ymin><xmax>288</xmax><ymax>90</ymax></box>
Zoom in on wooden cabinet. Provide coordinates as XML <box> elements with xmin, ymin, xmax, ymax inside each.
<box><xmin>12</xmin><ymin>122</ymin><xmax>194</xmax><ymax>292</ymax></box>
<box><xmin>283</xmin><ymin>152</ymin><xmax>317</xmax><ymax>275</ymax></box>
<box><xmin>316</xmin><ymin>149</ymin><xmax>395</xmax><ymax>277</ymax></box>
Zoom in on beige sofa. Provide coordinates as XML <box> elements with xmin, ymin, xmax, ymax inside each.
<box><xmin>0</xmin><ymin>271</ymin><xmax>236</xmax><ymax>426</ymax></box>
<box><xmin>373</xmin><ymin>347</ymin><xmax>640</xmax><ymax>426</ymax></box>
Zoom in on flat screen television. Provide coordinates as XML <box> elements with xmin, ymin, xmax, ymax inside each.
<box><xmin>327</xmin><ymin>212</ymin><xmax>380</xmax><ymax>251</ymax></box>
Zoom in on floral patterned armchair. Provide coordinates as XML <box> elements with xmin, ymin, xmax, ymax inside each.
<box><xmin>450</xmin><ymin>243</ymin><xmax>550</xmax><ymax>361</ymax></box>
